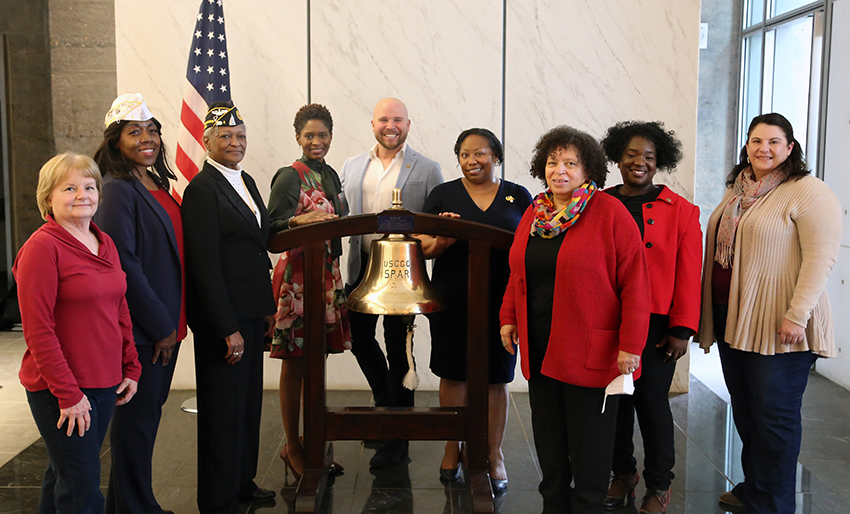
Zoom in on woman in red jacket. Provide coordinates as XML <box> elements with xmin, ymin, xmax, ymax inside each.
<box><xmin>600</xmin><ymin>121</ymin><xmax>703</xmax><ymax>513</ymax></box>
<box><xmin>500</xmin><ymin>126</ymin><xmax>650</xmax><ymax>514</ymax></box>
<box><xmin>15</xmin><ymin>153</ymin><xmax>141</xmax><ymax>513</ymax></box>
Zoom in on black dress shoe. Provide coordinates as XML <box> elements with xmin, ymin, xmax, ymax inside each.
<box><xmin>490</xmin><ymin>478</ymin><xmax>508</xmax><ymax>494</ymax></box>
<box><xmin>239</xmin><ymin>487</ymin><xmax>276</xmax><ymax>502</ymax></box>
<box><xmin>439</xmin><ymin>464</ymin><xmax>461</xmax><ymax>482</ymax></box>
<box><xmin>369</xmin><ymin>440</ymin><xmax>409</xmax><ymax>468</ymax></box>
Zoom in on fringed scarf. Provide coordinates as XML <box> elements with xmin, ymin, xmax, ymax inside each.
<box><xmin>715</xmin><ymin>167</ymin><xmax>785</xmax><ymax>268</ymax></box>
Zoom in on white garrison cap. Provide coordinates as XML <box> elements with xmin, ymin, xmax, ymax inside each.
<box><xmin>104</xmin><ymin>93</ymin><xmax>155</xmax><ymax>127</ymax></box>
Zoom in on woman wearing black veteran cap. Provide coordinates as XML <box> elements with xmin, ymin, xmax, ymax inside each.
<box><xmin>94</xmin><ymin>93</ymin><xmax>186</xmax><ymax>514</ymax></box>
<box><xmin>182</xmin><ymin>101</ymin><xmax>276</xmax><ymax>513</ymax></box>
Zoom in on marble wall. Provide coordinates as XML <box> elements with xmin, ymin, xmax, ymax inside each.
<box><xmin>115</xmin><ymin>0</ymin><xmax>701</xmax><ymax>391</ymax></box>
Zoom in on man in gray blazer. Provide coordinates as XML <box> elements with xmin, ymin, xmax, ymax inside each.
<box><xmin>340</xmin><ymin>97</ymin><xmax>443</xmax><ymax>467</ymax></box>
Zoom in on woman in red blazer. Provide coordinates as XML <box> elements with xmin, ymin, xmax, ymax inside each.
<box><xmin>600</xmin><ymin>121</ymin><xmax>702</xmax><ymax>513</ymax></box>
<box><xmin>500</xmin><ymin>126</ymin><xmax>650</xmax><ymax>514</ymax></box>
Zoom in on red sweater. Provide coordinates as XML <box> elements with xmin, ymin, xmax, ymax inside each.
<box><xmin>14</xmin><ymin>218</ymin><xmax>141</xmax><ymax>408</ymax></box>
<box><xmin>500</xmin><ymin>193</ymin><xmax>650</xmax><ymax>388</ymax></box>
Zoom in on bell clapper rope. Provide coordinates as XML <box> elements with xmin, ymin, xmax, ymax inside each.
<box><xmin>402</xmin><ymin>322</ymin><xmax>419</xmax><ymax>391</ymax></box>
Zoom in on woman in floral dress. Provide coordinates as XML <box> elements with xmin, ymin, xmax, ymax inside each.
<box><xmin>268</xmin><ymin>104</ymin><xmax>351</xmax><ymax>479</ymax></box>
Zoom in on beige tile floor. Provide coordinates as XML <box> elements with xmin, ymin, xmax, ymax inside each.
<box><xmin>0</xmin><ymin>330</ymin><xmax>40</xmax><ymax>467</ymax></box>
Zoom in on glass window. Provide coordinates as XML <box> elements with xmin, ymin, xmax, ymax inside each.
<box><xmin>739</xmin><ymin>33</ymin><xmax>763</xmax><ymax>145</ymax></box>
<box><xmin>766</xmin><ymin>15</ymin><xmax>813</xmax><ymax>152</ymax></box>
<box><xmin>806</xmin><ymin>11</ymin><xmax>824</xmax><ymax>170</ymax></box>
<box><xmin>771</xmin><ymin>0</ymin><xmax>816</xmax><ymax>17</ymax></box>
<box><xmin>745</xmin><ymin>0</ymin><xmax>765</xmax><ymax>28</ymax></box>
<box><xmin>738</xmin><ymin>0</ymin><xmax>826</xmax><ymax>174</ymax></box>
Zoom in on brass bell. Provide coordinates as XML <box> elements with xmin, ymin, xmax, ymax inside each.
<box><xmin>346</xmin><ymin>189</ymin><xmax>445</xmax><ymax>316</ymax></box>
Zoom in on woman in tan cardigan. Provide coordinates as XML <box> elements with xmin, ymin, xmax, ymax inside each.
<box><xmin>696</xmin><ymin>113</ymin><xmax>841</xmax><ymax>514</ymax></box>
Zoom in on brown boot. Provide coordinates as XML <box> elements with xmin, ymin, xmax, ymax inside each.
<box><xmin>640</xmin><ymin>487</ymin><xmax>671</xmax><ymax>513</ymax></box>
<box><xmin>602</xmin><ymin>472</ymin><xmax>639</xmax><ymax>510</ymax></box>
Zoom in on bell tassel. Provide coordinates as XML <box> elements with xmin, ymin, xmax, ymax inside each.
<box><xmin>402</xmin><ymin>323</ymin><xmax>419</xmax><ymax>391</ymax></box>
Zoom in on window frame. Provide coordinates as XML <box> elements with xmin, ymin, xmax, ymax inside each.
<box><xmin>737</xmin><ymin>0</ymin><xmax>833</xmax><ymax>177</ymax></box>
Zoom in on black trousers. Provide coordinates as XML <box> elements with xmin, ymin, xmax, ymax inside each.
<box><xmin>528</xmin><ymin>373</ymin><xmax>618</xmax><ymax>514</ymax></box>
<box><xmin>346</xmin><ymin>251</ymin><xmax>414</xmax><ymax>408</ymax></box>
<box><xmin>194</xmin><ymin>318</ymin><xmax>264</xmax><ymax>514</ymax></box>
<box><xmin>611</xmin><ymin>314</ymin><xmax>677</xmax><ymax>491</ymax></box>
<box><xmin>106</xmin><ymin>343</ymin><xmax>180</xmax><ymax>514</ymax></box>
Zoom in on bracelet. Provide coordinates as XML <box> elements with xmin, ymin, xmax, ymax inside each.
<box><xmin>287</xmin><ymin>217</ymin><xmax>294</xmax><ymax>229</ymax></box>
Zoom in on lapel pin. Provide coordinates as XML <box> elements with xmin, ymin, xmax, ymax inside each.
<box><xmin>506</xmin><ymin>195</ymin><xmax>515</xmax><ymax>203</ymax></box>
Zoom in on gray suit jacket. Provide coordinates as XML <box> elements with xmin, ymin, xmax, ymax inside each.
<box><xmin>339</xmin><ymin>144</ymin><xmax>443</xmax><ymax>283</ymax></box>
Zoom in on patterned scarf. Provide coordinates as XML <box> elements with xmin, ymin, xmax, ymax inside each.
<box><xmin>715</xmin><ymin>167</ymin><xmax>786</xmax><ymax>268</ymax></box>
<box><xmin>530</xmin><ymin>181</ymin><xmax>597</xmax><ymax>238</ymax></box>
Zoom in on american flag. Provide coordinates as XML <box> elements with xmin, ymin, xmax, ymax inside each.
<box><xmin>175</xmin><ymin>0</ymin><xmax>232</xmax><ymax>198</ymax></box>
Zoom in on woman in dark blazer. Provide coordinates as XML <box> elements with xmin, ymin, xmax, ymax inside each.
<box><xmin>181</xmin><ymin>102</ymin><xmax>277</xmax><ymax>514</ymax></box>
<box><xmin>93</xmin><ymin>93</ymin><xmax>185</xmax><ymax>514</ymax></box>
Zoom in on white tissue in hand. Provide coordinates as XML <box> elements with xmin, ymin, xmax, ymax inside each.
<box><xmin>606</xmin><ymin>374</ymin><xmax>635</xmax><ymax>396</ymax></box>
<box><xmin>601</xmin><ymin>374</ymin><xmax>635</xmax><ymax>413</ymax></box>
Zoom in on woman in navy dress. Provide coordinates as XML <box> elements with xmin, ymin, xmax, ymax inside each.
<box><xmin>418</xmin><ymin>128</ymin><xmax>531</xmax><ymax>493</ymax></box>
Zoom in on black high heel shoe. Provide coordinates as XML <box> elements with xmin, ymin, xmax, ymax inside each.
<box><xmin>603</xmin><ymin>472</ymin><xmax>639</xmax><ymax>510</ymax></box>
<box><xmin>490</xmin><ymin>477</ymin><xmax>508</xmax><ymax>494</ymax></box>
<box><xmin>439</xmin><ymin>464</ymin><xmax>461</xmax><ymax>482</ymax></box>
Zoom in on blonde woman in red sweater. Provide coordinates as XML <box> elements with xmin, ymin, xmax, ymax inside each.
<box><xmin>15</xmin><ymin>153</ymin><xmax>141</xmax><ymax>513</ymax></box>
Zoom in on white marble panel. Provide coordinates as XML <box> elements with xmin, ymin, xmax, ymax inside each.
<box><xmin>309</xmin><ymin>0</ymin><xmax>503</xmax><ymax>179</ymax></box>
<box><xmin>504</xmin><ymin>0</ymin><xmax>701</xmax><ymax>201</ymax></box>
<box><xmin>310</xmin><ymin>0</ymin><xmax>508</xmax><ymax>391</ymax></box>
<box><xmin>115</xmin><ymin>0</ymin><xmax>308</xmax><ymax>198</ymax></box>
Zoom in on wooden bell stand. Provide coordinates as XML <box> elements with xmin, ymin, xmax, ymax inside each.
<box><xmin>268</xmin><ymin>210</ymin><xmax>514</xmax><ymax>514</ymax></box>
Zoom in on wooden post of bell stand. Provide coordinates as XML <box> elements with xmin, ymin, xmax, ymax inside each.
<box><xmin>466</xmin><ymin>239</ymin><xmax>493</xmax><ymax>512</ymax></box>
<box><xmin>268</xmin><ymin>211</ymin><xmax>514</xmax><ymax>514</ymax></box>
<box><xmin>297</xmin><ymin>240</ymin><xmax>333</xmax><ymax>510</ymax></box>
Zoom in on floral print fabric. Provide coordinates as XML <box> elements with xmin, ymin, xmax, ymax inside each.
<box><xmin>269</xmin><ymin>163</ymin><xmax>351</xmax><ymax>358</ymax></box>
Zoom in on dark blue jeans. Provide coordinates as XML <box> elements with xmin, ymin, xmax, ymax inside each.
<box><xmin>27</xmin><ymin>386</ymin><xmax>117</xmax><ymax>514</ymax></box>
<box><xmin>716</xmin><ymin>303</ymin><xmax>815</xmax><ymax>514</ymax></box>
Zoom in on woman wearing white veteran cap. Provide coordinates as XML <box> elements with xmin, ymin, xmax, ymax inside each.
<box><xmin>182</xmin><ymin>101</ymin><xmax>277</xmax><ymax>513</ymax></box>
<box><xmin>94</xmin><ymin>93</ymin><xmax>185</xmax><ymax>514</ymax></box>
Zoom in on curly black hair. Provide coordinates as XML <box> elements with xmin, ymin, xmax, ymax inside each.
<box><xmin>727</xmin><ymin>112</ymin><xmax>809</xmax><ymax>186</ymax></box>
<box><xmin>453</xmin><ymin>128</ymin><xmax>504</xmax><ymax>164</ymax></box>
<box><xmin>93</xmin><ymin>118</ymin><xmax>176</xmax><ymax>191</ymax></box>
<box><xmin>601</xmin><ymin>121</ymin><xmax>683</xmax><ymax>171</ymax></box>
<box><xmin>530</xmin><ymin>126</ymin><xmax>608</xmax><ymax>188</ymax></box>
<box><xmin>293</xmin><ymin>103</ymin><xmax>333</xmax><ymax>135</ymax></box>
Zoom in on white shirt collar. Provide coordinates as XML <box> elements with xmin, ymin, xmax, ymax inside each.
<box><xmin>368</xmin><ymin>142</ymin><xmax>408</xmax><ymax>162</ymax></box>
